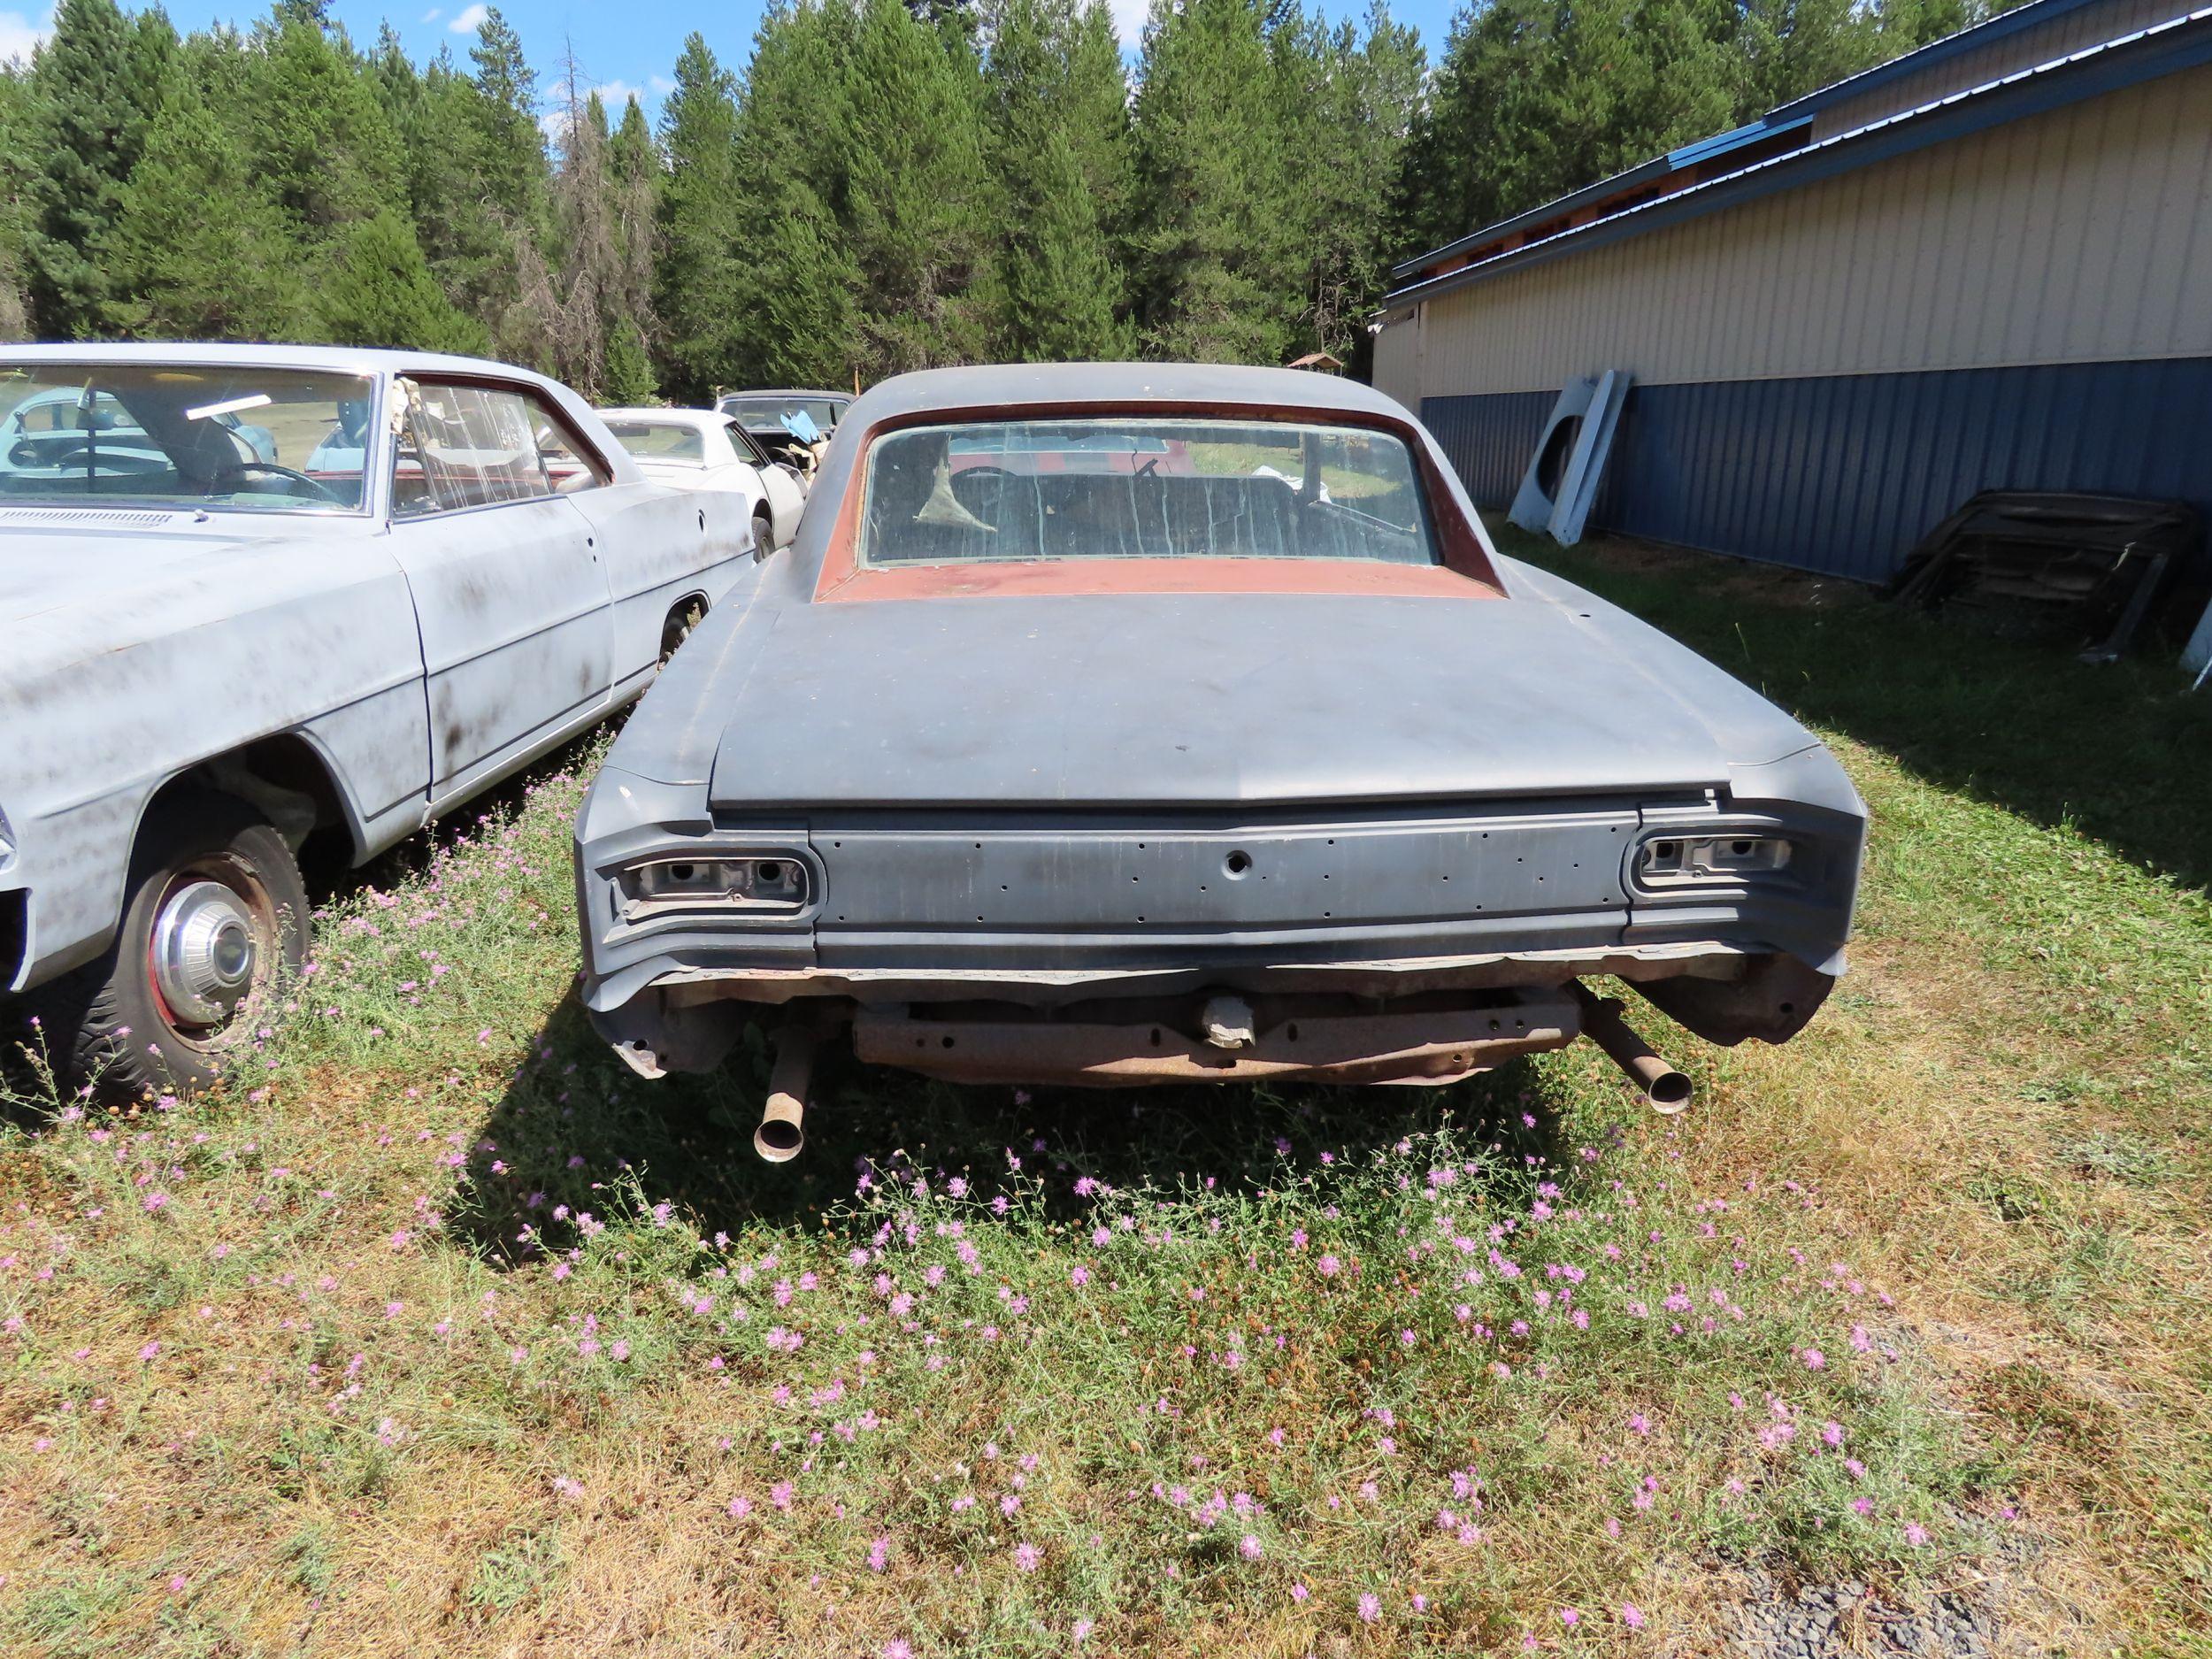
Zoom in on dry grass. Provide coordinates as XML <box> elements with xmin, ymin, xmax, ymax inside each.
<box><xmin>1</xmin><ymin>535</ymin><xmax>2208</xmax><ymax>1656</ymax></box>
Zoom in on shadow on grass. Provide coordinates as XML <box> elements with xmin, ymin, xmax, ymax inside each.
<box><xmin>450</xmin><ymin>988</ymin><xmax>1570</xmax><ymax>1262</ymax></box>
<box><xmin>1489</xmin><ymin>522</ymin><xmax>2212</xmax><ymax>894</ymax></box>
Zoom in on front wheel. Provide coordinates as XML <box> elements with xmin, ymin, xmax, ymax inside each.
<box><xmin>30</xmin><ymin>794</ymin><xmax>307</xmax><ymax>1099</ymax></box>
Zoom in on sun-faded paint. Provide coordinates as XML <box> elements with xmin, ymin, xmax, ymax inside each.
<box><xmin>0</xmin><ymin>342</ymin><xmax>758</xmax><ymax>995</ymax></box>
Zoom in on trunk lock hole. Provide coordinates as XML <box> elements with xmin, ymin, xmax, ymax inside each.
<box><xmin>1224</xmin><ymin>851</ymin><xmax>1252</xmax><ymax>878</ymax></box>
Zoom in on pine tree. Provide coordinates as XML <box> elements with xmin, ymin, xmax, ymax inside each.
<box><xmin>1131</xmin><ymin>0</ymin><xmax>1304</xmax><ymax>363</ymax></box>
<box><xmin>1279</xmin><ymin>4</ymin><xmax>1422</xmax><ymax>366</ymax></box>
<box><xmin>654</xmin><ymin>34</ymin><xmax>746</xmax><ymax>397</ymax></box>
<box><xmin>983</xmin><ymin>0</ymin><xmax>1133</xmax><ymax>359</ymax></box>
<box><xmin>610</xmin><ymin>96</ymin><xmax>659</xmax><ymax>308</ymax></box>
<box><xmin>603</xmin><ymin>320</ymin><xmax>658</xmax><ymax>404</ymax></box>
<box><xmin>0</xmin><ymin>69</ymin><xmax>35</xmax><ymax>338</ymax></box>
<box><xmin>251</xmin><ymin>5</ymin><xmax>407</xmax><ymax>240</ymax></box>
<box><xmin>1391</xmin><ymin>0</ymin><xmax>1978</xmax><ymax>259</ymax></box>
<box><xmin>726</xmin><ymin>0</ymin><xmax>870</xmax><ymax>385</ymax></box>
<box><xmin>21</xmin><ymin>0</ymin><xmax>174</xmax><ymax>337</ymax></box>
<box><xmin>738</xmin><ymin>177</ymin><xmax>862</xmax><ymax>388</ymax></box>
<box><xmin>378</xmin><ymin>42</ymin><xmax>541</xmax><ymax>344</ymax></box>
<box><xmin>104</xmin><ymin>76</ymin><xmax>305</xmax><ymax>339</ymax></box>
<box><xmin>316</xmin><ymin>209</ymin><xmax>488</xmax><ymax>353</ymax></box>
<box><xmin>467</xmin><ymin>6</ymin><xmax>548</xmax><ymax>234</ymax></box>
<box><xmin>843</xmin><ymin>0</ymin><xmax>1000</xmax><ymax>373</ymax></box>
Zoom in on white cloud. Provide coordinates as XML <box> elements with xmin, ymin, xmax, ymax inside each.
<box><xmin>0</xmin><ymin>9</ymin><xmax>52</xmax><ymax>66</ymax></box>
<box><xmin>649</xmin><ymin>74</ymin><xmax>674</xmax><ymax>95</ymax></box>
<box><xmin>420</xmin><ymin>7</ymin><xmax>442</xmax><ymax>21</ymax></box>
<box><xmin>1110</xmin><ymin>0</ymin><xmax>1148</xmax><ymax>50</ymax></box>
<box><xmin>449</xmin><ymin>3</ymin><xmax>488</xmax><ymax>34</ymax></box>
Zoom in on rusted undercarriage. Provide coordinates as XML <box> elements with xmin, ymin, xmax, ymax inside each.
<box><xmin>597</xmin><ymin>946</ymin><xmax>1829</xmax><ymax>1080</ymax></box>
<box><xmin>657</xmin><ymin>977</ymin><xmax>1717</xmax><ymax>1164</ymax></box>
<box><xmin>591</xmin><ymin>951</ymin><xmax>1832</xmax><ymax>1165</ymax></box>
<box><xmin>852</xmin><ymin>987</ymin><xmax>1578</xmax><ymax>1087</ymax></box>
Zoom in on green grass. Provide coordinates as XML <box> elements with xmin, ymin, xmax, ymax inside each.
<box><xmin>0</xmin><ymin>530</ymin><xmax>2207</xmax><ymax>1655</ymax></box>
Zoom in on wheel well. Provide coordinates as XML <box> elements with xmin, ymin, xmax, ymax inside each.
<box><xmin>661</xmin><ymin>593</ymin><xmax>710</xmax><ymax>651</ymax></box>
<box><xmin>151</xmin><ymin>735</ymin><xmax>357</xmax><ymax>873</ymax></box>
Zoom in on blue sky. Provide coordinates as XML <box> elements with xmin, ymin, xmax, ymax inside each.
<box><xmin>2</xmin><ymin>0</ymin><xmax>1464</xmax><ymax>123</ymax></box>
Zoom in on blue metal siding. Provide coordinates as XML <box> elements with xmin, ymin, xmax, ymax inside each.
<box><xmin>1419</xmin><ymin>391</ymin><xmax>1559</xmax><ymax>511</ymax></box>
<box><xmin>1425</xmin><ymin>355</ymin><xmax>2212</xmax><ymax>582</ymax></box>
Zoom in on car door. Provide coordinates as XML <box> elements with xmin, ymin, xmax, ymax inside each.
<box><xmin>559</xmin><ymin>433</ymin><xmax>750</xmax><ymax>695</ymax></box>
<box><xmin>727</xmin><ymin>421</ymin><xmax>805</xmax><ymax>548</ymax></box>
<box><xmin>385</xmin><ymin>376</ymin><xmax>616</xmax><ymax>803</ymax></box>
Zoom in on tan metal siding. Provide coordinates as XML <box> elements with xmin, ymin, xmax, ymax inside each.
<box><xmin>1406</xmin><ymin>64</ymin><xmax>2212</xmax><ymax>399</ymax></box>
<box><xmin>1810</xmin><ymin>0</ymin><xmax>2198</xmax><ymax>138</ymax></box>
<box><xmin>1371</xmin><ymin>312</ymin><xmax>1419</xmax><ymax>407</ymax></box>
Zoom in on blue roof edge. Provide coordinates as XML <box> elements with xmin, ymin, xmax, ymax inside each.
<box><xmin>1389</xmin><ymin>111</ymin><xmax>1818</xmax><ymax>281</ymax></box>
<box><xmin>1765</xmin><ymin>0</ymin><xmax>2105</xmax><ymax>121</ymax></box>
<box><xmin>1391</xmin><ymin>0</ymin><xmax>2101</xmax><ymax>283</ymax></box>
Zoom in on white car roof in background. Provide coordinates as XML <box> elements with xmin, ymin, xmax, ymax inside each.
<box><xmin>597</xmin><ymin>407</ymin><xmax>737</xmax><ymax>433</ymax></box>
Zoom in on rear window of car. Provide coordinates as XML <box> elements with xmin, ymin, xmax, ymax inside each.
<box><xmin>721</xmin><ymin>396</ymin><xmax>844</xmax><ymax>434</ymax></box>
<box><xmin>606</xmin><ymin>421</ymin><xmax>705</xmax><ymax>464</ymax></box>
<box><xmin>857</xmin><ymin>418</ymin><xmax>1438</xmax><ymax>568</ymax></box>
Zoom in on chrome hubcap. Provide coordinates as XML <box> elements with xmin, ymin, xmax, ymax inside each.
<box><xmin>151</xmin><ymin>879</ymin><xmax>258</xmax><ymax>1029</ymax></box>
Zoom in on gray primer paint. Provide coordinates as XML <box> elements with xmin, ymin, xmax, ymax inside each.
<box><xmin>574</xmin><ymin>364</ymin><xmax>1865</xmax><ymax>1077</ymax></box>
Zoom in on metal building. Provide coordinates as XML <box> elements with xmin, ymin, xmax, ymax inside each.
<box><xmin>1374</xmin><ymin>0</ymin><xmax>2212</xmax><ymax>582</ymax></box>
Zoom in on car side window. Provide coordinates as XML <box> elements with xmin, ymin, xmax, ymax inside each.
<box><xmin>727</xmin><ymin>422</ymin><xmax>772</xmax><ymax>467</ymax></box>
<box><xmin>526</xmin><ymin>394</ymin><xmax>611</xmax><ymax>495</ymax></box>
<box><xmin>390</xmin><ymin>380</ymin><xmax>608</xmax><ymax>518</ymax></box>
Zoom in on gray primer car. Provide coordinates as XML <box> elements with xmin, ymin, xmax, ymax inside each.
<box><xmin>1</xmin><ymin>343</ymin><xmax>759</xmax><ymax>1095</ymax></box>
<box><xmin>576</xmin><ymin>364</ymin><xmax>1862</xmax><ymax>1151</ymax></box>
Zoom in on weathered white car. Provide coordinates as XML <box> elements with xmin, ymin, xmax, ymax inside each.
<box><xmin>597</xmin><ymin>407</ymin><xmax>807</xmax><ymax>551</ymax></box>
<box><xmin>0</xmin><ymin>345</ymin><xmax>758</xmax><ymax>1095</ymax></box>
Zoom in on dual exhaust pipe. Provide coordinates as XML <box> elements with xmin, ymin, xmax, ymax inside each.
<box><xmin>749</xmin><ymin>982</ymin><xmax>1691</xmax><ymax>1162</ymax></box>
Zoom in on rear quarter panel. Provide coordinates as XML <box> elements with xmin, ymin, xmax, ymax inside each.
<box><xmin>564</xmin><ymin>481</ymin><xmax>757</xmax><ymax>691</ymax></box>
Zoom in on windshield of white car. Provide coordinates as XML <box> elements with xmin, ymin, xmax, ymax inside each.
<box><xmin>605</xmin><ymin>421</ymin><xmax>707</xmax><ymax>465</ymax></box>
<box><xmin>0</xmin><ymin>364</ymin><xmax>376</xmax><ymax>512</ymax></box>
<box><xmin>858</xmin><ymin>418</ymin><xmax>1439</xmax><ymax>567</ymax></box>
<box><xmin>721</xmin><ymin>396</ymin><xmax>843</xmax><ymax>434</ymax></box>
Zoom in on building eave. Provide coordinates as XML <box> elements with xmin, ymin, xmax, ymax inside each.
<box><xmin>1380</xmin><ymin>4</ymin><xmax>2212</xmax><ymax>313</ymax></box>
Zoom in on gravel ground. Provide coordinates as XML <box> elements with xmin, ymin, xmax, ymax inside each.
<box><xmin>1733</xmin><ymin>1577</ymin><xmax>1999</xmax><ymax>1657</ymax></box>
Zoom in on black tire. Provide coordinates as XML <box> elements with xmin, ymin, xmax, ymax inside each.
<box><xmin>753</xmin><ymin>508</ymin><xmax>776</xmax><ymax>560</ymax></box>
<box><xmin>26</xmin><ymin>793</ymin><xmax>307</xmax><ymax>1100</ymax></box>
